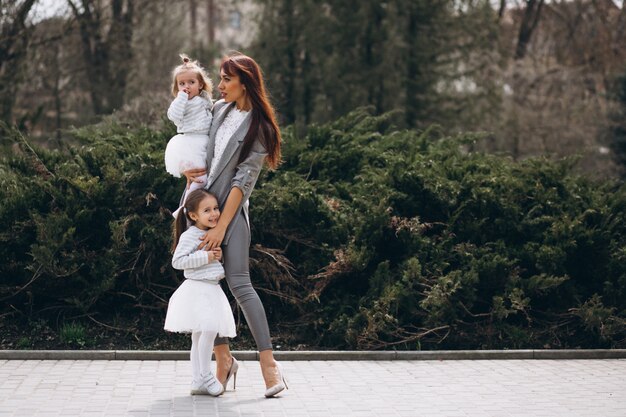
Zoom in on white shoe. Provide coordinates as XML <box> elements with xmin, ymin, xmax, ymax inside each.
<box><xmin>193</xmin><ymin>373</ymin><xmax>224</xmax><ymax>396</ymax></box>
<box><xmin>264</xmin><ymin>362</ymin><xmax>288</xmax><ymax>398</ymax></box>
<box><xmin>190</xmin><ymin>379</ymin><xmax>203</xmax><ymax>395</ymax></box>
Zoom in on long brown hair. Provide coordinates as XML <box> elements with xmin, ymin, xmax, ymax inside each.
<box><xmin>172</xmin><ymin>189</ymin><xmax>218</xmax><ymax>253</ymax></box>
<box><xmin>220</xmin><ymin>52</ymin><xmax>281</xmax><ymax>169</ymax></box>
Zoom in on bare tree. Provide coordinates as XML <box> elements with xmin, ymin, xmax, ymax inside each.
<box><xmin>515</xmin><ymin>0</ymin><xmax>545</xmax><ymax>60</ymax></box>
<box><xmin>207</xmin><ymin>0</ymin><xmax>215</xmax><ymax>45</ymax></box>
<box><xmin>67</xmin><ymin>0</ymin><xmax>134</xmax><ymax>115</ymax></box>
<box><xmin>0</xmin><ymin>0</ymin><xmax>37</xmax><ymax>123</ymax></box>
<box><xmin>614</xmin><ymin>3</ymin><xmax>626</xmax><ymax>57</ymax></box>
<box><xmin>189</xmin><ymin>0</ymin><xmax>198</xmax><ymax>48</ymax></box>
<box><xmin>498</xmin><ymin>0</ymin><xmax>507</xmax><ymax>20</ymax></box>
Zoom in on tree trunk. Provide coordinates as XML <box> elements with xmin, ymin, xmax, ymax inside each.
<box><xmin>108</xmin><ymin>0</ymin><xmax>134</xmax><ymax>111</ymax></box>
<box><xmin>207</xmin><ymin>0</ymin><xmax>215</xmax><ymax>46</ymax></box>
<box><xmin>405</xmin><ymin>2</ymin><xmax>419</xmax><ymax>127</ymax></box>
<box><xmin>515</xmin><ymin>0</ymin><xmax>545</xmax><ymax>60</ymax></box>
<box><xmin>498</xmin><ymin>0</ymin><xmax>506</xmax><ymax>20</ymax></box>
<box><xmin>0</xmin><ymin>0</ymin><xmax>37</xmax><ymax>123</ymax></box>
<box><xmin>614</xmin><ymin>5</ymin><xmax>626</xmax><ymax>57</ymax></box>
<box><xmin>68</xmin><ymin>0</ymin><xmax>134</xmax><ymax>114</ymax></box>
<box><xmin>282</xmin><ymin>0</ymin><xmax>296</xmax><ymax>124</ymax></box>
<box><xmin>190</xmin><ymin>0</ymin><xmax>198</xmax><ymax>48</ymax></box>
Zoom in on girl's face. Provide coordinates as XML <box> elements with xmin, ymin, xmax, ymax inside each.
<box><xmin>176</xmin><ymin>70</ymin><xmax>203</xmax><ymax>99</ymax></box>
<box><xmin>188</xmin><ymin>195</ymin><xmax>220</xmax><ymax>229</ymax></box>
<box><xmin>218</xmin><ymin>69</ymin><xmax>246</xmax><ymax>104</ymax></box>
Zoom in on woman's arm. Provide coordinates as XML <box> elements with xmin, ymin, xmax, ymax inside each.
<box><xmin>182</xmin><ymin>167</ymin><xmax>208</xmax><ymax>191</ymax></box>
<box><xmin>197</xmin><ymin>186</ymin><xmax>243</xmax><ymax>250</ymax></box>
<box><xmin>198</xmin><ymin>139</ymin><xmax>268</xmax><ymax>250</ymax></box>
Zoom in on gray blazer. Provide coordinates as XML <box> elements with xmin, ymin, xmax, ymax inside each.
<box><xmin>180</xmin><ymin>99</ymin><xmax>268</xmax><ymax>245</ymax></box>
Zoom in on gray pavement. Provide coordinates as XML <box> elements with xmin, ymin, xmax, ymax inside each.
<box><xmin>1</xmin><ymin>358</ymin><xmax>625</xmax><ymax>417</ymax></box>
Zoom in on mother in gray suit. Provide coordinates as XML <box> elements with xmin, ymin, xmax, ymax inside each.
<box><xmin>182</xmin><ymin>52</ymin><xmax>285</xmax><ymax>397</ymax></box>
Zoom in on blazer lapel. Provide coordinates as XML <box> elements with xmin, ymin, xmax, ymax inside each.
<box><xmin>209</xmin><ymin>110</ymin><xmax>252</xmax><ymax>182</ymax></box>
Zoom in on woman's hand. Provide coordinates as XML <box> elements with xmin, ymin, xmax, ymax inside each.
<box><xmin>182</xmin><ymin>167</ymin><xmax>207</xmax><ymax>188</ymax></box>
<box><xmin>198</xmin><ymin>225</ymin><xmax>226</xmax><ymax>251</ymax></box>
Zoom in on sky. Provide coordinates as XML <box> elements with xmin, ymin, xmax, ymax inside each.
<box><xmin>31</xmin><ymin>0</ymin><xmax>68</xmax><ymax>22</ymax></box>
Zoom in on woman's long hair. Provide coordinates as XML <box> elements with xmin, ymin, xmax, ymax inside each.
<box><xmin>220</xmin><ymin>52</ymin><xmax>281</xmax><ymax>169</ymax></box>
<box><xmin>172</xmin><ymin>189</ymin><xmax>218</xmax><ymax>253</ymax></box>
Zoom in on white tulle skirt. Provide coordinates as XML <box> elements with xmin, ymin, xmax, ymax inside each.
<box><xmin>164</xmin><ymin>279</ymin><xmax>236</xmax><ymax>337</ymax></box>
<box><xmin>164</xmin><ymin>133</ymin><xmax>209</xmax><ymax>178</ymax></box>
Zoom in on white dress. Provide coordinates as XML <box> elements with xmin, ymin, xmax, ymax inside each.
<box><xmin>164</xmin><ymin>280</ymin><xmax>236</xmax><ymax>335</ymax></box>
<box><xmin>164</xmin><ymin>133</ymin><xmax>210</xmax><ymax>178</ymax></box>
<box><xmin>164</xmin><ymin>91</ymin><xmax>213</xmax><ymax>178</ymax></box>
<box><xmin>164</xmin><ymin>226</ymin><xmax>236</xmax><ymax>336</ymax></box>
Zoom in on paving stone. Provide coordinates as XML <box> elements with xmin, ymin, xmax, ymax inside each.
<box><xmin>0</xmin><ymin>359</ymin><xmax>625</xmax><ymax>416</ymax></box>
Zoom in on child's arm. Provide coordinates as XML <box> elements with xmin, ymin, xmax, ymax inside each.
<box><xmin>172</xmin><ymin>231</ymin><xmax>213</xmax><ymax>270</ymax></box>
<box><xmin>185</xmin><ymin>97</ymin><xmax>213</xmax><ymax>132</ymax></box>
<box><xmin>167</xmin><ymin>91</ymin><xmax>189</xmax><ymax>128</ymax></box>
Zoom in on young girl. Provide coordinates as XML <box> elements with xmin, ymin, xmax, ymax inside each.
<box><xmin>164</xmin><ymin>189</ymin><xmax>236</xmax><ymax>396</ymax></box>
<box><xmin>165</xmin><ymin>55</ymin><xmax>213</xmax><ymax>217</ymax></box>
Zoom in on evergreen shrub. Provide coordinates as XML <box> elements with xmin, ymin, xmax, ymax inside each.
<box><xmin>1</xmin><ymin>108</ymin><xmax>625</xmax><ymax>349</ymax></box>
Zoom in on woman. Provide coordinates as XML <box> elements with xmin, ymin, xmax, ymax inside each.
<box><xmin>181</xmin><ymin>52</ymin><xmax>285</xmax><ymax>397</ymax></box>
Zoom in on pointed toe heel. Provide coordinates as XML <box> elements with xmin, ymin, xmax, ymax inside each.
<box><xmin>224</xmin><ymin>357</ymin><xmax>239</xmax><ymax>391</ymax></box>
<box><xmin>264</xmin><ymin>362</ymin><xmax>288</xmax><ymax>398</ymax></box>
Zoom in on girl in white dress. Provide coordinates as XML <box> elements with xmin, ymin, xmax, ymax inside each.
<box><xmin>164</xmin><ymin>189</ymin><xmax>236</xmax><ymax>396</ymax></box>
<box><xmin>165</xmin><ymin>55</ymin><xmax>213</xmax><ymax>217</ymax></box>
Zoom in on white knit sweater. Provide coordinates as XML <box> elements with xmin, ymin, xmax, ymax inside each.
<box><xmin>172</xmin><ymin>226</ymin><xmax>225</xmax><ymax>282</ymax></box>
<box><xmin>167</xmin><ymin>91</ymin><xmax>213</xmax><ymax>135</ymax></box>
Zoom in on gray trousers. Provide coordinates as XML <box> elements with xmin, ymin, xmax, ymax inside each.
<box><xmin>214</xmin><ymin>212</ymin><xmax>273</xmax><ymax>351</ymax></box>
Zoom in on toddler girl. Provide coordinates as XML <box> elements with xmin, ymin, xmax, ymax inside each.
<box><xmin>164</xmin><ymin>189</ymin><xmax>236</xmax><ymax>396</ymax></box>
<box><xmin>165</xmin><ymin>55</ymin><xmax>213</xmax><ymax>217</ymax></box>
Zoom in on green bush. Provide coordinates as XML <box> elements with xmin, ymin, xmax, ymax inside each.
<box><xmin>2</xmin><ymin>108</ymin><xmax>626</xmax><ymax>350</ymax></box>
<box><xmin>0</xmin><ymin>121</ymin><xmax>180</xmax><ymax>320</ymax></box>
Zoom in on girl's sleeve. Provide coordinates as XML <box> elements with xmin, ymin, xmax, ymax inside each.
<box><xmin>171</xmin><ymin>232</ymin><xmax>209</xmax><ymax>270</ymax></box>
<box><xmin>167</xmin><ymin>91</ymin><xmax>189</xmax><ymax>128</ymax></box>
<box><xmin>196</xmin><ymin>99</ymin><xmax>213</xmax><ymax>132</ymax></box>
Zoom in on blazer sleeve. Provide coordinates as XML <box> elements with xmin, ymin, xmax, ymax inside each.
<box><xmin>171</xmin><ymin>231</ymin><xmax>209</xmax><ymax>270</ymax></box>
<box><xmin>231</xmin><ymin>136</ymin><xmax>268</xmax><ymax>204</ymax></box>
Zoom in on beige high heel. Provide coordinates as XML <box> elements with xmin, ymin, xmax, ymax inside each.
<box><xmin>224</xmin><ymin>357</ymin><xmax>239</xmax><ymax>390</ymax></box>
<box><xmin>264</xmin><ymin>362</ymin><xmax>288</xmax><ymax>398</ymax></box>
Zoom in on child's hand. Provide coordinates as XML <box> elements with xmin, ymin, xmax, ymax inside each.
<box><xmin>207</xmin><ymin>251</ymin><xmax>215</xmax><ymax>262</ymax></box>
<box><xmin>212</xmin><ymin>247</ymin><xmax>222</xmax><ymax>262</ymax></box>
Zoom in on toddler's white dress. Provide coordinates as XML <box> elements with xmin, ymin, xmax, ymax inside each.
<box><xmin>164</xmin><ymin>91</ymin><xmax>213</xmax><ymax>178</ymax></box>
<box><xmin>164</xmin><ymin>226</ymin><xmax>236</xmax><ymax>337</ymax></box>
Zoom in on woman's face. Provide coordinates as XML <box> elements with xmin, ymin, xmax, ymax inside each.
<box><xmin>218</xmin><ymin>69</ymin><xmax>246</xmax><ymax>103</ymax></box>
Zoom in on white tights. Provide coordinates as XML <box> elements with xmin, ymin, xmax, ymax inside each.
<box><xmin>190</xmin><ymin>330</ymin><xmax>217</xmax><ymax>383</ymax></box>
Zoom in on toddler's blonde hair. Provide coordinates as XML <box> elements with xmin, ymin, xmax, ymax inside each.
<box><xmin>171</xmin><ymin>54</ymin><xmax>213</xmax><ymax>97</ymax></box>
